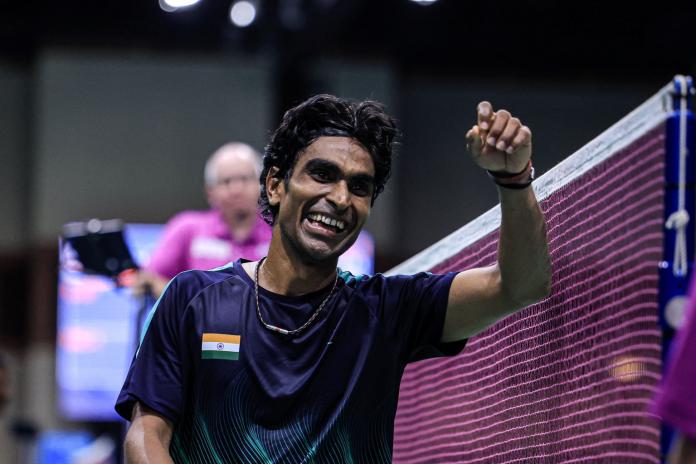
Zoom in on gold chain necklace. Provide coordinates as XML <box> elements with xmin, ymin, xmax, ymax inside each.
<box><xmin>254</xmin><ymin>257</ymin><xmax>338</xmax><ymax>336</ymax></box>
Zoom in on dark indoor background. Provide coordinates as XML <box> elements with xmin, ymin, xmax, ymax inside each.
<box><xmin>0</xmin><ymin>0</ymin><xmax>694</xmax><ymax>461</ymax></box>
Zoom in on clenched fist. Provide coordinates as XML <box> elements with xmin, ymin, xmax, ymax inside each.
<box><xmin>466</xmin><ymin>101</ymin><xmax>532</xmax><ymax>175</ymax></box>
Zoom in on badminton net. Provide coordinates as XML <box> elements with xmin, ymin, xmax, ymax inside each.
<box><xmin>390</xmin><ymin>84</ymin><xmax>673</xmax><ymax>463</ymax></box>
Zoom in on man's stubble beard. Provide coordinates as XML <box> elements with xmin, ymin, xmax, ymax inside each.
<box><xmin>278</xmin><ymin>219</ymin><xmax>361</xmax><ymax>266</ymax></box>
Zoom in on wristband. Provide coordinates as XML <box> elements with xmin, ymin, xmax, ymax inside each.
<box><xmin>487</xmin><ymin>160</ymin><xmax>534</xmax><ymax>189</ymax></box>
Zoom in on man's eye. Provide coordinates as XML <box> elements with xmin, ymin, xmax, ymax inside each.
<box><xmin>350</xmin><ymin>182</ymin><xmax>371</xmax><ymax>197</ymax></box>
<box><xmin>312</xmin><ymin>170</ymin><xmax>332</xmax><ymax>181</ymax></box>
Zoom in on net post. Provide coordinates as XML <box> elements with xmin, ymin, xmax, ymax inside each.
<box><xmin>658</xmin><ymin>74</ymin><xmax>695</xmax><ymax>458</ymax></box>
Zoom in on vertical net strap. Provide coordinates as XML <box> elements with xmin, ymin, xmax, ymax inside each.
<box><xmin>665</xmin><ymin>75</ymin><xmax>690</xmax><ymax>277</ymax></box>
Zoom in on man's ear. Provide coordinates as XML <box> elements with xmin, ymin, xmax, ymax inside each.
<box><xmin>266</xmin><ymin>167</ymin><xmax>284</xmax><ymax>206</ymax></box>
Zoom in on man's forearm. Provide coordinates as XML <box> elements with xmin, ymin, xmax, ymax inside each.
<box><xmin>125</xmin><ymin>432</ymin><xmax>175</xmax><ymax>464</ymax></box>
<box><xmin>497</xmin><ymin>185</ymin><xmax>551</xmax><ymax>306</ymax></box>
<box><xmin>124</xmin><ymin>403</ymin><xmax>175</xmax><ymax>464</ymax></box>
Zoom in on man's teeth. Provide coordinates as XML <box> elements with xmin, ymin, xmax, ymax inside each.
<box><xmin>308</xmin><ymin>213</ymin><xmax>346</xmax><ymax>231</ymax></box>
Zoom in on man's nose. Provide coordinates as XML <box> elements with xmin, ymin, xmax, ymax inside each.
<box><xmin>227</xmin><ymin>181</ymin><xmax>243</xmax><ymax>193</ymax></box>
<box><xmin>326</xmin><ymin>181</ymin><xmax>350</xmax><ymax>211</ymax></box>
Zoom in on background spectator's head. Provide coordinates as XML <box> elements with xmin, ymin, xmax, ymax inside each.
<box><xmin>204</xmin><ymin>143</ymin><xmax>263</xmax><ymax>223</ymax></box>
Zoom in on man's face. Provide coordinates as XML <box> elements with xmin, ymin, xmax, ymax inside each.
<box><xmin>206</xmin><ymin>150</ymin><xmax>261</xmax><ymax>221</ymax></box>
<box><xmin>269</xmin><ymin>136</ymin><xmax>375</xmax><ymax>264</ymax></box>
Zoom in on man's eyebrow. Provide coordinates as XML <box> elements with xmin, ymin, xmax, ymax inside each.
<box><xmin>305</xmin><ymin>158</ymin><xmax>375</xmax><ymax>184</ymax></box>
<box><xmin>348</xmin><ymin>173</ymin><xmax>375</xmax><ymax>186</ymax></box>
<box><xmin>305</xmin><ymin>158</ymin><xmax>340</xmax><ymax>171</ymax></box>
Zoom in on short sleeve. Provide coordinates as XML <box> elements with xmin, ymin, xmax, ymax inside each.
<box><xmin>370</xmin><ymin>272</ymin><xmax>466</xmax><ymax>363</ymax></box>
<box><xmin>147</xmin><ymin>213</ymin><xmax>193</xmax><ymax>279</ymax></box>
<box><xmin>115</xmin><ymin>276</ymin><xmax>189</xmax><ymax>423</ymax></box>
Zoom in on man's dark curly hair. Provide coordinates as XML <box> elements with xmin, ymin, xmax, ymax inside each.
<box><xmin>259</xmin><ymin>94</ymin><xmax>398</xmax><ymax>225</ymax></box>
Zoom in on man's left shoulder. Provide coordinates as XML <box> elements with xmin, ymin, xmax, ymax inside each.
<box><xmin>338</xmin><ymin>270</ymin><xmax>454</xmax><ymax>296</ymax></box>
<box><xmin>337</xmin><ymin>269</ymin><xmax>374</xmax><ymax>288</ymax></box>
<box><xmin>338</xmin><ymin>269</ymin><xmax>432</xmax><ymax>286</ymax></box>
<box><xmin>337</xmin><ymin>271</ymin><xmax>401</xmax><ymax>300</ymax></box>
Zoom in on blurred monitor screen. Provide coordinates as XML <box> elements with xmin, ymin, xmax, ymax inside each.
<box><xmin>56</xmin><ymin>224</ymin><xmax>374</xmax><ymax>421</ymax></box>
<box><xmin>57</xmin><ymin>224</ymin><xmax>163</xmax><ymax>421</ymax></box>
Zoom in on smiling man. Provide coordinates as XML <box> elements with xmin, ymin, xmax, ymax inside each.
<box><xmin>116</xmin><ymin>94</ymin><xmax>551</xmax><ymax>463</ymax></box>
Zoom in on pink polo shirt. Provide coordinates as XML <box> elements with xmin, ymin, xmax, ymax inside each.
<box><xmin>147</xmin><ymin>209</ymin><xmax>272</xmax><ymax>279</ymax></box>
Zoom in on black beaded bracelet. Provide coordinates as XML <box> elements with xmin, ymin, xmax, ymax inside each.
<box><xmin>488</xmin><ymin>174</ymin><xmax>534</xmax><ymax>189</ymax></box>
<box><xmin>486</xmin><ymin>161</ymin><xmax>535</xmax><ymax>189</ymax></box>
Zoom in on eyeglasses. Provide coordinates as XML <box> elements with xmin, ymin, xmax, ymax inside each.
<box><xmin>215</xmin><ymin>175</ymin><xmax>257</xmax><ymax>187</ymax></box>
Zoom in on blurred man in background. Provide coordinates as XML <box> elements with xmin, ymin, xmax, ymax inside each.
<box><xmin>137</xmin><ymin>142</ymin><xmax>272</xmax><ymax>297</ymax></box>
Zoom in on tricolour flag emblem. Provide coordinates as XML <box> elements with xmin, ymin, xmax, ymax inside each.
<box><xmin>201</xmin><ymin>333</ymin><xmax>241</xmax><ymax>360</ymax></box>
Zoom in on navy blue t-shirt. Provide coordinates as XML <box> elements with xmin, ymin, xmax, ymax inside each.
<box><xmin>116</xmin><ymin>260</ymin><xmax>465</xmax><ymax>463</ymax></box>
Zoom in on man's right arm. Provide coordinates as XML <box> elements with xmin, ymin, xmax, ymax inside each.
<box><xmin>124</xmin><ymin>402</ymin><xmax>175</xmax><ymax>464</ymax></box>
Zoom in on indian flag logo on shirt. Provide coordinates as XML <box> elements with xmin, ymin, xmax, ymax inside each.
<box><xmin>201</xmin><ymin>333</ymin><xmax>240</xmax><ymax>360</ymax></box>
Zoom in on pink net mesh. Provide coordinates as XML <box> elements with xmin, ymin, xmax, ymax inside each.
<box><xmin>394</xmin><ymin>125</ymin><xmax>666</xmax><ymax>463</ymax></box>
